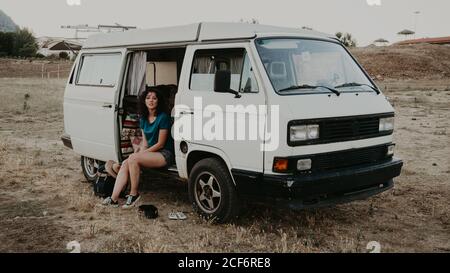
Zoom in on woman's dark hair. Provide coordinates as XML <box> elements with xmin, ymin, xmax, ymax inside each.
<box><xmin>138</xmin><ymin>87</ymin><xmax>169</xmax><ymax>118</ymax></box>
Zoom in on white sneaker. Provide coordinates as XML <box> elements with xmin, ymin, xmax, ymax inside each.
<box><xmin>102</xmin><ymin>197</ymin><xmax>119</xmax><ymax>207</ymax></box>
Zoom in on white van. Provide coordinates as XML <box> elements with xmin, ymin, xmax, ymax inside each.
<box><xmin>62</xmin><ymin>22</ymin><xmax>403</xmax><ymax>222</ymax></box>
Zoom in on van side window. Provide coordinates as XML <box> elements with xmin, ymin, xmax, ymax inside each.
<box><xmin>190</xmin><ymin>48</ymin><xmax>245</xmax><ymax>92</ymax></box>
<box><xmin>239</xmin><ymin>53</ymin><xmax>259</xmax><ymax>93</ymax></box>
<box><xmin>77</xmin><ymin>53</ymin><xmax>122</xmax><ymax>87</ymax></box>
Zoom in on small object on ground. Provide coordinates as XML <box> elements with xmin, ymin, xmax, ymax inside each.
<box><xmin>168</xmin><ymin>211</ymin><xmax>187</xmax><ymax>220</ymax></box>
<box><xmin>168</xmin><ymin>212</ymin><xmax>178</xmax><ymax>220</ymax></box>
<box><xmin>176</xmin><ymin>212</ymin><xmax>187</xmax><ymax>220</ymax></box>
<box><xmin>138</xmin><ymin>204</ymin><xmax>158</xmax><ymax>219</ymax></box>
<box><xmin>105</xmin><ymin>160</ymin><xmax>118</xmax><ymax>178</ymax></box>
<box><xmin>432</xmin><ymin>163</ymin><xmax>437</xmax><ymax>166</ymax></box>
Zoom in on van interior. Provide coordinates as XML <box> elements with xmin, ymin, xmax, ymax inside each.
<box><xmin>118</xmin><ymin>47</ymin><xmax>186</xmax><ymax>167</ymax></box>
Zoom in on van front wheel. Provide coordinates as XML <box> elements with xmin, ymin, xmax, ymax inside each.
<box><xmin>188</xmin><ymin>158</ymin><xmax>240</xmax><ymax>223</ymax></box>
<box><xmin>81</xmin><ymin>156</ymin><xmax>98</xmax><ymax>183</ymax></box>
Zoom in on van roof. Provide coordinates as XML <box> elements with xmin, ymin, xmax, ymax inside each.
<box><xmin>82</xmin><ymin>22</ymin><xmax>335</xmax><ymax>49</ymax></box>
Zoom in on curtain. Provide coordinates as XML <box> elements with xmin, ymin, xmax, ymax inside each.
<box><xmin>128</xmin><ymin>51</ymin><xmax>147</xmax><ymax>96</ymax></box>
<box><xmin>193</xmin><ymin>56</ymin><xmax>243</xmax><ymax>74</ymax></box>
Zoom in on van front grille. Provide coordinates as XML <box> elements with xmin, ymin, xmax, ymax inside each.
<box><xmin>288</xmin><ymin>145</ymin><xmax>390</xmax><ymax>173</ymax></box>
<box><xmin>288</xmin><ymin>113</ymin><xmax>394</xmax><ymax>146</ymax></box>
<box><xmin>310</xmin><ymin>145</ymin><xmax>388</xmax><ymax>171</ymax></box>
<box><xmin>320</xmin><ymin>117</ymin><xmax>380</xmax><ymax>142</ymax></box>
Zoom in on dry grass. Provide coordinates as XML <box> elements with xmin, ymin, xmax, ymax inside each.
<box><xmin>0</xmin><ymin>77</ymin><xmax>449</xmax><ymax>253</ymax></box>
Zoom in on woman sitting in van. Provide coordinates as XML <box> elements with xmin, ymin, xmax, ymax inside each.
<box><xmin>102</xmin><ymin>87</ymin><xmax>174</xmax><ymax>208</ymax></box>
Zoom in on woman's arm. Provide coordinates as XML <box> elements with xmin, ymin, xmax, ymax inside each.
<box><xmin>145</xmin><ymin>129</ymin><xmax>169</xmax><ymax>153</ymax></box>
<box><xmin>141</xmin><ymin>129</ymin><xmax>148</xmax><ymax>150</ymax></box>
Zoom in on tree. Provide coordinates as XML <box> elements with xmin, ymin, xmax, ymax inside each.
<box><xmin>0</xmin><ymin>31</ymin><xmax>15</xmax><ymax>56</ymax></box>
<box><xmin>336</xmin><ymin>32</ymin><xmax>357</xmax><ymax>47</ymax></box>
<box><xmin>239</xmin><ymin>18</ymin><xmax>259</xmax><ymax>24</ymax></box>
<box><xmin>13</xmin><ymin>28</ymin><xmax>38</xmax><ymax>57</ymax></box>
<box><xmin>59</xmin><ymin>51</ymin><xmax>69</xmax><ymax>59</ymax></box>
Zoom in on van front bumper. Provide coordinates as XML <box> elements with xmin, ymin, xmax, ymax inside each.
<box><xmin>231</xmin><ymin>158</ymin><xmax>403</xmax><ymax>209</ymax></box>
<box><xmin>61</xmin><ymin>134</ymin><xmax>73</xmax><ymax>149</ymax></box>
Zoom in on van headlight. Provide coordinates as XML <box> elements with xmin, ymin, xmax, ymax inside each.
<box><xmin>379</xmin><ymin>117</ymin><xmax>395</xmax><ymax>132</ymax></box>
<box><xmin>290</xmin><ymin>124</ymin><xmax>320</xmax><ymax>142</ymax></box>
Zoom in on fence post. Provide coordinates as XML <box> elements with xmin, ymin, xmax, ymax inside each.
<box><xmin>41</xmin><ymin>63</ymin><xmax>44</xmax><ymax>79</ymax></box>
<box><xmin>58</xmin><ymin>64</ymin><xmax>60</xmax><ymax>79</ymax></box>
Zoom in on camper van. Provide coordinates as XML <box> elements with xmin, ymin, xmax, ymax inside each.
<box><xmin>62</xmin><ymin>22</ymin><xmax>403</xmax><ymax>223</ymax></box>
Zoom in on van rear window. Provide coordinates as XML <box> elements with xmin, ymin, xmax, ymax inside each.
<box><xmin>77</xmin><ymin>53</ymin><xmax>122</xmax><ymax>87</ymax></box>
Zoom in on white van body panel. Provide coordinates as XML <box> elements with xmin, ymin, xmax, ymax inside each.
<box><xmin>174</xmin><ymin>43</ymin><xmax>267</xmax><ymax>175</ymax></box>
<box><xmin>176</xmin><ymin>144</ymin><xmax>235</xmax><ymax>181</ymax></box>
<box><xmin>63</xmin><ymin>48</ymin><xmax>127</xmax><ymax>162</ymax></box>
<box><xmin>82</xmin><ymin>22</ymin><xmax>333</xmax><ymax>50</ymax></box>
<box><xmin>83</xmin><ymin>23</ymin><xmax>201</xmax><ymax>49</ymax></box>
<box><xmin>197</xmin><ymin>22</ymin><xmax>332</xmax><ymax>42</ymax></box>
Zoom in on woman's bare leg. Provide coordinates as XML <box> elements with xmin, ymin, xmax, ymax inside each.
<box><xmin>127</xmin><ymin>152</ymin><xmax>166</xmax><ymax>196</ymax></box>
<box><xmin>111</xmin><ymin>159</ymin><xmax>129</xmax><ymax>201</ymax></box>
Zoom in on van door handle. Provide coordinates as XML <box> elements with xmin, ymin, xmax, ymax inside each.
<box><xmin>102</xmin><ymin>104</ymin><xmax>113</xmax><ymax>109</ymax></box>
<box><xmin>180</xmin><ymin>111</ymin><xmax>194</xmax><ymax>115</ymax></box>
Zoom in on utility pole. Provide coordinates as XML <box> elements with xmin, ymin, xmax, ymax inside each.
<box><xmin>413</xmin><ymin>11</ymin><xmax>421</xmax><ymax>39</ymax></box>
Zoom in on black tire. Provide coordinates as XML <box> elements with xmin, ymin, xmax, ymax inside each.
<box><xmin>188</xmin><ymin>158</ymin><xmax>240</xmax><ymax>223</ymax></box>
<box><xmin>80</xmin><ymin>156</ymin><xmax>99</xmax><ymax>183</ymax></box>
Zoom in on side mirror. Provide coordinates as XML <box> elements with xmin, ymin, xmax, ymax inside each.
<box><xmin>214</xmin><ymin>70</ymin><xmax>241</xmax><ymax>98</ymax></box>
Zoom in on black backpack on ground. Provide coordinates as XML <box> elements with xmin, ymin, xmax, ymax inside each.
<box><xmin>94</xmin><ymin>175</ymin><xmax>115</xmax><ymax>198</ymax></box>
<box><xmin>93</xmin><ymin>165</ymin><xmax>116</xmax><ymax>198</ymax></box>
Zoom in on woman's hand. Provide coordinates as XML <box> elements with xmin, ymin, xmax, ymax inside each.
<box><xmin>146</xmin><ymin>129</ymin><xmax>169</xmax><ymax>153</ymax></box>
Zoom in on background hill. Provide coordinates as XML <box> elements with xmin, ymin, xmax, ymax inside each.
<box><xmin>350</xmin><ymin>44</ymin><xmax>450</xmax><ymax>80</ymax></box>
<box><xmin>0</xmin><ymin>9</ymin><xmax>18</xmax><ymax>32</ymax></box>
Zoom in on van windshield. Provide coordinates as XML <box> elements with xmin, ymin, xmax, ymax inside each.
<box><xmin>255</xmin><ymin>38</ymin><xmax>377</xmax><ymax>95</ymax></box>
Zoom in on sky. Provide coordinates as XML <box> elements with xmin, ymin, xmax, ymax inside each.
<box><xmin>1</xmin><ymin>0</ymin><xmax>449</xmax><ymax>46</ymax></box>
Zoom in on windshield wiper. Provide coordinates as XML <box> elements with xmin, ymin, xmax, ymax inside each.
<box><xmin>278</xmin><ymin>84</ymin><xmax>340</xmax><ymax>96</ymax></box>
<box><xmin>334</xmin><ymin>82</ymin><xmax>380</xmax><ymax>94</ymax></box>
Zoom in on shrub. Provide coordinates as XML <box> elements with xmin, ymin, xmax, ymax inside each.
<box><xmin>0</xmin><ymin>28</ymin><xmax>38</xmax><ymax>57</ymax></box>
<box><xmin>0</xmin><ymin>31</ymin><xmax>15</xmax><ymax>56</ymax></box>
<box><xmin>335</xmin><ymin>32</ymin><xmax>357</xmax><ymax>47</ymax></box>
<box><xmin>14</xmin><ymin>28</ymin><xmax>38</xmax><ymax>57</ymax></box>
<box><xmin>59</xmin><ymin>51</ymin><xmax>69</xmax><ymax>59</ymax></box>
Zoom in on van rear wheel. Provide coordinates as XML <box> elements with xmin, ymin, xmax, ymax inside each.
<box><xmin>81</xmin><ymin>156</ymin><xmax>99</xmax><ymax>183</ymax></box>
<box><xmin>188</xmin><ymin>158</ymin><xmax>240</xmax><ymax>223</ymax></box>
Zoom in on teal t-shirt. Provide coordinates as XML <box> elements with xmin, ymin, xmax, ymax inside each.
<box><xmin>139</xmin><ymin>112</ymin><xmax>174</xmax><ymax>153</ymax></box>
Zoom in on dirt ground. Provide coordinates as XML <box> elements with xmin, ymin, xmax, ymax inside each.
<box><xmin>350</xmin><ymin>44</ymin><xmax>450</xmax><ymax>80</ymax></box>
<box><xmin>0</xmin><ymin>44</ymin><xmax>449</xmax><ymax>253</ymax></box>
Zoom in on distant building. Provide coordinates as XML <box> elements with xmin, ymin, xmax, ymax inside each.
<box><xmin>395</xmin><ymin>36</ymin><xmax>450</xmax><ymax>46</ymax></box>
<box><xmin>373</xmin><ymin>38</ymin><xmax>389</xmax><ymax>46</ymax></box>
<box><xmin>37</xmin><ymin>37</ymin><xmax>84</xmax><ymax>58</ymax></box>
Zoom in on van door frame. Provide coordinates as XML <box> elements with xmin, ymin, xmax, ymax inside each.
<box><xmin>116</xmin><ymin>51</ymin><xmax>134</xmax><ymax>162</ymax></box>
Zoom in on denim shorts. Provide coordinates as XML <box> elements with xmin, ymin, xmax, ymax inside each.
<box><xmin>159</xmin><ymin>149</ymin><xmax>174</xmax><ymax>167</ymax></box>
